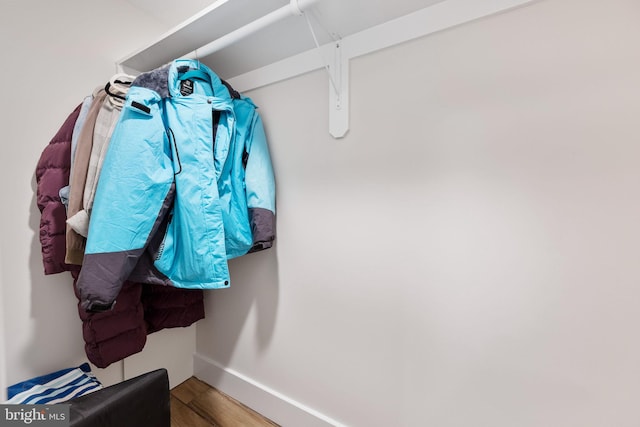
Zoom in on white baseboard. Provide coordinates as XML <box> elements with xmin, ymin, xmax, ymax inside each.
<box><xmin>193</xmin><ymin>353</ymin><xmax>345</xmax><ymax>427</ymax></box>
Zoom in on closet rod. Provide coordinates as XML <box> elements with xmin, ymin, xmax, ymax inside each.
<box><xmin>182</xmin><ymin>0</ymin><xmax>322</xmax><ymax>60</ymax></box>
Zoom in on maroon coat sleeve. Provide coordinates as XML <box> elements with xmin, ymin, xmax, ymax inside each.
<box><xmin>35</xmin><ymin>104</ymin><xmax>82</xmax><ymax>275</ymax></box>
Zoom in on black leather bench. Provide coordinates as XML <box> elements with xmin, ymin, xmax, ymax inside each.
<box><xmin>67</xmin><ymin>369</ymin><xmax>170</xmax><ymax>427</ymax></box>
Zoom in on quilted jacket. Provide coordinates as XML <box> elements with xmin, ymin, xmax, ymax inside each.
<box><xmin>36</xmin><ymin>103</ymin><xmax>82</xmax><ymax>275</ymax></box>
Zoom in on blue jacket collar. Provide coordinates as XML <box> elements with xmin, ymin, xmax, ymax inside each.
<box><xmin>168</xmin><ymin>59</ymin><xmax>231</xmax><ymax>100</ymax></box>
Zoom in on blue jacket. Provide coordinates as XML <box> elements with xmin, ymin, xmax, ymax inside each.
<box><xmin>77</xmin><ymin>60</ymin><xmax>276</xmax><ymax>312</ymax></box>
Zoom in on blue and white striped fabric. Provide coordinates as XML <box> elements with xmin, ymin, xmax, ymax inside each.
<box><xmin>5</xmin><ymin>363</ymin><xmax>102</xmax><ymax>404</ymax></box>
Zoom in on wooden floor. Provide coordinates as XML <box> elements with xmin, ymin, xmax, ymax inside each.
<box><xmin>171</xmin><ymin>377</ymin><xmax>280</xmax><ymax>427</ymax></box>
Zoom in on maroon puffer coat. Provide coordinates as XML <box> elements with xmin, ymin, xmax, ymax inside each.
<box><xmin>36</xmin><ymin>103</ymin><xmax>82</xmax><ymax>275</ymax></box>
<box><xmin>36</xmin><ymin>104</ymin><xmax>205</xmax><ymax>368</ymax></box>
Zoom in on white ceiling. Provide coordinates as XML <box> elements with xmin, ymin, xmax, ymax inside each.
<box><xmin>123</xmin><ymin>0</ymin><xmax>220</xmax><ymax>27</ymax></box>
<box><xmin>120</xmin><ymin>0</ymin><xmax>447</xmax><ymax>78</ymax></box>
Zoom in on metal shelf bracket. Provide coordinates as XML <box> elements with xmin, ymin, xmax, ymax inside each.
<box><xmin>329</xmin><ymin>42</ymin><xmax>349</xmax><ymax>138</ymax></box>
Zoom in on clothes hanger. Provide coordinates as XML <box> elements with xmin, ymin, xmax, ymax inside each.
<box><xmin>104</xmin><ymin>81</ymin><xmax>126</xmax><ymax>101</ymax></box>
<box><xmin>104</xmin><ymin>73</ymin><xmax>135</xmax><ymax>101</ymax></box>
<box><xmin>110</xmin><ymin>73</ymin><xmax>134</xmax><ymax>86</ymax></box>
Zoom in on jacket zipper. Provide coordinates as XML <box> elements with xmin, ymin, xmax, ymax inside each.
<box><xmin>212</xmin><ymin>110</ymin><xmax>220</xmax><ymax>164</ymax></box>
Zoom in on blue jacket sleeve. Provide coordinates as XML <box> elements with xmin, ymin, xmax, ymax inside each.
<box><xmin>76</xmin><ymin>87</ymin><xmax>173</xmax><ymax>312</ymax></box>
<box><xmin>244</xmin><ymin>107</ymin><xmax>276</xmax><ymax>252</ymax></box>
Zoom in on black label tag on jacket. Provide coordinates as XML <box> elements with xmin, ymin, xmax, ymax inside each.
<box><xmin>131</xmin><ymin>101</ymin><xmax>151</xmax><ymax>114</ymax></box>
<box><xmin>180</xmin><ymin>79</ymin><xmax>194</xmax><ymax>96</ymax></box>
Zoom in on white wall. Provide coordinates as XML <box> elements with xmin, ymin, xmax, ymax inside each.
<box><xmin>0</xmin><ymin>0</ymin><xmax>169</xmax><ymax>388</ymax></box>
<box><xmin>0</xmin><ymin>245</ymin><xmax>6</xmax><ymax>401</ymax></box>
<box><xmin>195</xmin><ymin>0</ymin><xmax>640</xmax><ymax>426</ymax></box>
